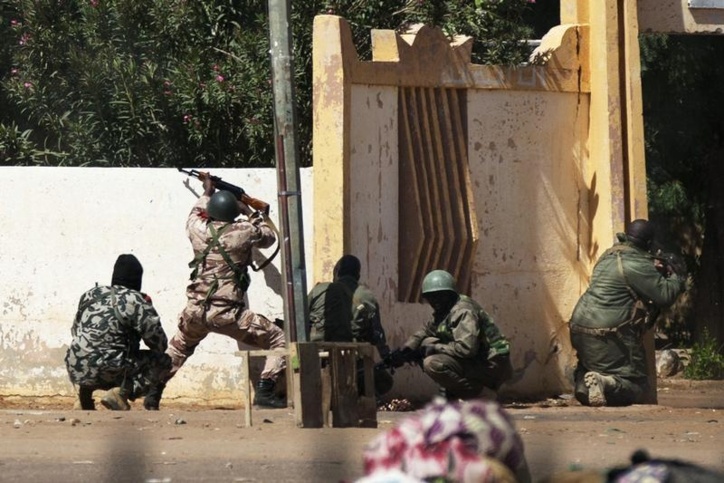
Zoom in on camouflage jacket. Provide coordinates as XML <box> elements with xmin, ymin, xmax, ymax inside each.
<box><xmin>65</xmin><ymin>285</ymin><xmax>168</xmax><ymax>386</ymax></box>
<box><xmin>307</xmin><ymin>280</ymin><xmax>353</xmax><ymax>342</ymax></box>
<box><xmin>406</xmin><ymin>294</ymin><xmax>510</xmax><ymax>360</ymax></box>
<box><xmin>186</xmin><ymin>195</ymin><xmax>276</xmax><ymax>304</ymax></box>
<box><xmin>338</xmin><ymin>276</ymin><xmax>390</xmax><ymax>358</ymax></box>
<box><xmin>570</xmin><ymin>234</ymin><xmax>685</xmax><ymax>379</ymax></box>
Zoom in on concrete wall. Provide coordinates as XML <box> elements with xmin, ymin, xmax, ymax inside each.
<box><xmin>638</xmin><ymin>0</ymin><xmax>724</xmax><ymax>34</ymax></box>
<box><xmin>0</xmin><ymin>167</ymin><xmax>314</xmax><ymax>405</ymax></box>
<box><xmin>312</xmin><ymin>16</ymin><xmax>601</xmax><ymax>400</ymax></box>
<box><xmin>341</xmin><ymin>84</ymin><xmax>589</xmax><ymax>399</ymax></box>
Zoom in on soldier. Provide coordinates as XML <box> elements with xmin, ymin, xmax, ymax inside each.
<box><xmin>65</xmin><ymin>254</ymin><xmax>171</xmax><ymax>410</ymax></box>
<box><xmin>569</xmin><ymin>219</ymin><xmax>686</xmax><ymax>406</ymax></box>
<box><xmin>156</xmin><ymin>177</ymin><xmax>287</xmax><ymax>409</ymax></box>
<box><xmin>403</xmin><ymin>270</ymin><xmax>512</xmax><ymax>401</ymax></box>
<box><xmin>307</xmin><ymin>255</ymin><xmax>394</xmax><ymax>397</ymax></box>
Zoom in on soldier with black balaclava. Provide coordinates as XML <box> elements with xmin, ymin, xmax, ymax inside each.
<box><xmin>65</xmin><ymin>254</ymin><xmax>171</xmax><ymax>410</ymax></box>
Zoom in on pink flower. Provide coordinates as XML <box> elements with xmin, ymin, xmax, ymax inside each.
<box><xmin>215</xmin><ymin>75</ymin><xmax>224</xmax><ymax>83</ymax></box>
<box><xmin>183</xmin><ymin>114</ymin><xmax>192</xmax><ymax>123</ymax></box>
<box><xmin>23</xmin><ymin>82</ymin><xmax>32</xmax><ymax>89</ymax></box>
<box><xmin>10</xmin><ymin>68</ymin><xmax>18</xmax><ymax>76</ymax></box>
<box><xmin>90</xmin><ymin>0</ymin><xmax>98</xmax><ymax>6</ymax></box>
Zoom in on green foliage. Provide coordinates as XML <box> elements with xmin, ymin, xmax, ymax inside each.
<box><xmin>683</xmin><ymin>328</ymin><xmax>724</xmax><ymax>380</ymax></box>
<box><xmin>0</xmin><ymin>0</ymin><xmax>534</xmax><ymax>167</ymax></box>
<box><xmin>642</xmin><ymin>34</ymin><xmax>724</xmax><ymax>224</ymax></box>
<box><xmin>641</xmin><ymin>35</ymin><xmax>724</xmax><ymax>346</ymax></box>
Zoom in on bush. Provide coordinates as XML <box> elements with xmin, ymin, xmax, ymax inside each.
<box><xmin>683</xmin><ymin>328</ymin><xmax>724</xmax><ymax>380</ymax></box>
<box><xmin>0</xmin><ymin>0</ymin><xmax>534</xmax><ymax>168</ymax></box>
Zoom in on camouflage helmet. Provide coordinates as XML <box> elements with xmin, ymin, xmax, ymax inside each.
<box><xmin>207</xmin><ymin>190</ymin><xmax>240</xmax><ymax>222</ymax></box>
<box><xmin>421</xmin><ymin>270</ymin><xmax>457</xmax><ymax>296</ymax></box>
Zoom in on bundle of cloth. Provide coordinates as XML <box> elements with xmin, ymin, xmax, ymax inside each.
<box><xmin>358</xmin><ymin>397</ymin><xmax>531</xmax><ymax>483</ymax></box>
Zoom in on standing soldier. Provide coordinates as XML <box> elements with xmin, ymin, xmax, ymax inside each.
<box><xmin>154</xmin><ymin>176</ymin><xmax>287</xmax><ymax>409</ymax></box>
<box><xmin>65</xmin><ymin>254</ymin><xmax>171</xmax><ymax>410</ymax></box>
<box><xmin>569</xmin><ymin>219</ymin><xmax>686</xmax><ymax>406</ymax></box>
<box><xmin>403</xmin><ymin>270</ymin><xmax>512</xmax><ymax>401</ymax></box>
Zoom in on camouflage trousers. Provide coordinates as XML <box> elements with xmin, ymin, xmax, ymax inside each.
<box><xmin>166</xmin><ymin>300</ymin><xmax>287</xmax><ymax>382</ymax></box>
<box><xmin>66</xmin><ymin>350</ymin><xmax>171</xmax><ymax>400</ymax></box>
<box><xmin>422</xmin><ymin>353</ymin><xmax>513</xmax><ymax>399</ymax></box>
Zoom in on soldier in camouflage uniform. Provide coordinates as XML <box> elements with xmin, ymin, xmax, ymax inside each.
<box><xmin>307</xmin><ymin>255</ymin><xmax>394</xmax><ymax>396</ymax></box>
<box><xmin>65</xmin><ymin>254</ymin><xmax>171</xmax><ymax>410</ymax></box>
<box><xmin>569</xmin><ymin>219</ymin><xmax>686</xmax><ymax>407</ymax></box>
<box><xmin>404</xmin><ymin>270</ymin><xmax>512</xmax><ymax>400</ymax></box>
<box><xmin>159</xmin><ymin>177</ymin><xmax>287</xmax><ymax>409</ymax></box>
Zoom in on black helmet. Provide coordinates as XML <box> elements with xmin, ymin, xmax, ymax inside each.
<box><xmin>626</xmin><ymin>219</ymin><xmax>655</xmax><ymax>249</ymax></box>
<box><xmin>207</xmin><ymin>190</ymin><xmax>240</xmax><ymax>222</ymax></box>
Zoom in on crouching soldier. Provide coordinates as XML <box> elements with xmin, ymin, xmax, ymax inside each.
<box><xmin>65</xmin><ymin>254</ymin><xmax>171</xmax><ymax>410</ymax></box>
<box><xmin>403</xmin><ymin>270</ymin><xmax>512</xmax><ymax>401</ymax></box>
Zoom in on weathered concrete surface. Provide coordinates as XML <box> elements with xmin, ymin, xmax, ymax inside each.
<box><xmin>0</xmin><ymin>166</ymin><xmax>314</xmax><ymax>403</ymax></box>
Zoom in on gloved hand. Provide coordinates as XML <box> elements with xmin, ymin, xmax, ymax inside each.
<box><xmin>424</xmin><ymin>344</ymin><xmax>439</xmax><ymax>357</ymax></box>
<box><xmin>420</xmin><ymin>337</ymin><xmax>440</xmax><ymax>358</ymax></box>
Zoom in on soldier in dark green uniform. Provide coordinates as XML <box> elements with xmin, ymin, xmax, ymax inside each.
<box><xmin>404</xmin><ymin>270</ymin><xmax>512</xmax><ymax>400</ymax></box>
<box><xmin>569</xmin><ymin>219</ymin><xmax>686</xmax><ymax>406</ymax></box>
<box><xmin>307</xmin><ymin>255</ymin><xmax>394</xmax><ymax>397</ymax></box>
<box><xmin>65</xmin><ymin>254</ymin><xmax>171</xmax><ymax>410</ymax></box>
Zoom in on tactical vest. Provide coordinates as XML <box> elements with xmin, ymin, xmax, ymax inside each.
<box><xmin>188</xmin><ymin>223</ymin><xmax>251</xmax><ymax>305</ymax></box>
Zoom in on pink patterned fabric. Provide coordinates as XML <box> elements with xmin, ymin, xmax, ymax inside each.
<box><xmin>362</xmin><ymin>398</ymin><xmax>529</xmax><ymax>482</ymax></box>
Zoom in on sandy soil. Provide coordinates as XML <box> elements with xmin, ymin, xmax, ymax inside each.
<box><xmin>0</xmin><ymin>378</ymin><xmax>722</xmax><ymax>482</ymax></box>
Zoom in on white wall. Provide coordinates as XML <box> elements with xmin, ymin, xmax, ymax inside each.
<box><xmin>0</xmin><ymin>166</ymin><xmax>314</xmax><ymax>404</ymax></box>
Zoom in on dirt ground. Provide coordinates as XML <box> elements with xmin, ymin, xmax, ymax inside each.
<box><xmin>1</xmin><ymin>378</ymin><xmax>722</xmax><ymax>483</ymax></box>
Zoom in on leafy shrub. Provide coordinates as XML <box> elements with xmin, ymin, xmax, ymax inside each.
<box><xmin>684</xmin><ymin>328</ymin><xmax>724</xmax><ymax>380</ymax></box>
<box><xmin>0</xmin><ymin>0</ymin><xmax>534</xmax><ymax>168</ymax></box>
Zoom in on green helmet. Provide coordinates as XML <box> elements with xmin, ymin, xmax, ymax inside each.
<box><xmin>421</xmin><ymin>270</ymin><xmax>457</xmax><ymax>296</ymax></box>
<box><xmin>207</xmin><ymin>190</ymin><xmax>240</xmax><ymax>222</ymax></box>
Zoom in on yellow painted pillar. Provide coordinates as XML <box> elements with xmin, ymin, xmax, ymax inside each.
<box><xmin>312</xmin><ymin>16</ymin><xmax>354</xmax><ymax>282</ymax></box>
<box><xmin>562</xmin><ymin>0</ymin><xmax>655</xmax><ymax>403</ymax></box>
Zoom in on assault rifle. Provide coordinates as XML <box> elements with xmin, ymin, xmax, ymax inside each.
<box><xmin>178</xmin><ymin>168</ymin><xmax>270</xmax><ymax>216</ymax></box>
<box><xmin>653</xmin><ymin>249</ymin><xmax>687</xmax><ymax>279</ymax></box>
<box><xmin>376</xmin><ymin>346</ymin><xmax>423</xmax><ymax>374</ymax></box>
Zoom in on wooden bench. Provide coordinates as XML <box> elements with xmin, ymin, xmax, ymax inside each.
<box><xmin>236</xmin><ymin>342</ymin><xmax>376</xmax><ymax>428</ymax></box>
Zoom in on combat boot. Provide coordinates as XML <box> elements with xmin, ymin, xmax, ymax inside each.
<box><xmin>253</xmin><ymin>378</ymin><xmax>287</xmax><ymax>409</ymax></box>
<box><xmin>143</xmin><ymin>383</ymin><xmax>165</xmax><ymax>410</ymax></box>
<box><xmin>584</xmin><ymin>371</ymin><xmax>615</xmax><ymax>407</ymax></box>
<box><xmin>100</xmin><ymin>387</ymin><xmax>131</xmax><ymax>411</ymax></box>
<box><xmin>75</xmin><ymin>386</ymin><xmax>96</xmax><ymax>410</ymax></box>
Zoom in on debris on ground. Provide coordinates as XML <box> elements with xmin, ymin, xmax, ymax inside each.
<box><xmin>378</xmin><ymin>399</ymin><xmax>416</xmax><ymax>412</ymax></box>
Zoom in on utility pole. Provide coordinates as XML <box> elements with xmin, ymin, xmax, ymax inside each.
<box><xmin>268</xmin><ymin>0</ymin><xmax>308</xmax><ymax>343</ymax></box>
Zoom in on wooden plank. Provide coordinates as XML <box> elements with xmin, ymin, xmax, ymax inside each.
<box><xmin>321</xmin><ymin>364</ymin><xmax>332</xmax><ymax>427</ymax></box>
<box><xmin>358</xmin><ymin>344</ymin><xmax>377</xmax><ymax>428</ymax></box>
<box><xmin>297</xmin><ymin>342</ymin><xmax>324</xmax><ymax>428</ymax></box>
<box><xmin>239</xmin><ymin>351</ymin><xmax>252</xmax><ymax>427</ymax></box>
<box><xmin>330</xmin><ymin>348</ymin><xmax>358</xmax><ymax>428</ymax></box>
